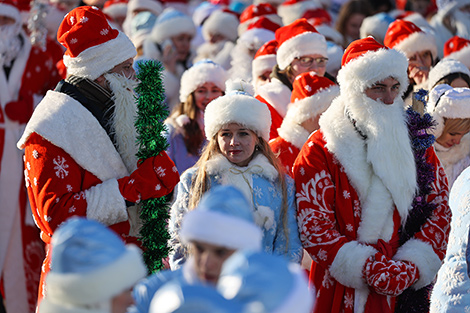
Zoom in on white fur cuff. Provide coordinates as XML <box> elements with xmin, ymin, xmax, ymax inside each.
<box><xmin>329</xmin><ymin>241</ymin><xmax>377</xmax><ymax>289</ymax></box>
<box><xmin>85</xmin><ymin>178</ymin><xmax>128</xmax><ymax>226</ymax></box>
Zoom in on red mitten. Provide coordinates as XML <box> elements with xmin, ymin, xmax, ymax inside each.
<box><xmin>364</xmin><ymin>253</ymin><xmax>419</xmax><ymax>296</ymax></box>
<box><xmin>118</xmin><ymin>152</ymin><xmax>179</xmax><ymax>203</ymax></box>
<box><xmin>5</xmin><ymin>91</ymin><xmax>34</xmax><ymax>123</ymax></box>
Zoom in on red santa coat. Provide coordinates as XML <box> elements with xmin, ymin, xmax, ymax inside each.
<box><xmin>255</xmin><ymin>78</ymin><xmax>291</xmax><ymax>140</ymax></box>
<box><xmin>293</xmin><ymin>101</ymin><xmax>451</xmax><ymax>313</ymax></box>
<box><xmin>0</xmin><ymin>31</ymin><xmax>60</xmax><ymax>313</ymax></box>
<box><xmin>17</xmin><ymin>90</ymin><xmax>178</xmax><ymax>304</ymax></box>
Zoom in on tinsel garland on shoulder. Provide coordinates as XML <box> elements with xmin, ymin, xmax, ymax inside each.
<box><xmin>134</xmin><ymin>60</ymin><xmax>172</xmax><ymax>273</ymax></box>
<box><xmin>396</xmin><ymin>89</ymin><xmax>438</xmax><ymax>313</ymax></box>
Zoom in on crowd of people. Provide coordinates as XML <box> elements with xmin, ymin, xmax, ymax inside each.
<box><xmin>2</xmin><ymin>0</ymin><xmax>470</xmax><ymax>312</ymax></box>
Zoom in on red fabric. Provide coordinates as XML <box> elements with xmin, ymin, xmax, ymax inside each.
<box><xmin>302</xmin><ymin>8</ymin><xmax>332</xmax><ymax>26</ymax></box>
<box><xmin>291</xmin><ymin>72</ymin><xmax>335</xmax><ymax>102</ymax></box>
<box><xmin>275</xmin><ymin>18</ymin><xmax>318</xmax><ymax>49</ymax></box>
<box><xmin>246</xmin><ymin>16</ymin><xmax>280</xmax><ymax>33</ymax></box>
<box><xmin>4</xmin><ymin>91</ymin><xmax>33</xmax><ymax>124</ymax></box>
<box><xmin>293</xmin><ymin>130</ymin><xmax>451</xmax><ymax>313</ymax></box>
<box><xmin>269</xmin><ymin>136</ymin><xmax>299</xmax><ymax>176</ymax></box>
<box><xmin>384</xmin><ymin>20</ymin><xmax>423</xmax><ymax>50</ymax></box>
<box><xmin>444</xmin><ymin>36</ymin><xmax>470</xmax><ymax>57</ymax></box>
<box><xmin>255</xmin><ymin>39</ymin><xmax>278</xmax><ymax>59</ymax></box>
<box><xmin>240</xmin><ymin>3</ymin><xmax>277</xmax><ymax>24</ymax></box>
<box><xmin>342</xmin><ymin>36</ymin><xmax>385</xmax><ymax>67</ymax></box>
<box><xmin>256</xmin><ymin>94</ymin><xmax>283</xmax><ymax>140</ymax></box>
<box><xmin>118</xmin><ymin>153</ymin><xmax>179</xmax><ymax>203</ymax></box>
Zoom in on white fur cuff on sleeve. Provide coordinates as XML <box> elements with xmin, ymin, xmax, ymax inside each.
<box><xmin>329</xmin><ymin>241</ymin><xmax>377</xmax><ymax>289</ymax></box>
<box><xmin>393</xmin><ymin>238</ymin><xmax>442</xmax><ymax>289</ymax></box>
<box><xmin>85</xmin><ymin>178</ymin><xmax>128</xmax><ymax>226</ymax></box>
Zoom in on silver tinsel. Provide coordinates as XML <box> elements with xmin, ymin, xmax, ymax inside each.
<box><xmin>28</xmin><ymin>0</ymin><xmax>48</xmax><ymax>51</ymax></box>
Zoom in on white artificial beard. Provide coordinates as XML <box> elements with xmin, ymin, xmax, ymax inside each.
<box><xmin>453</xmin><ymin>10</ymin><xmax>470</xmax><ymax>38</ymax></box>
<box><xmin>195</xmin><ymin>41</ymin><xmax>225</xmax><ymax>60</ymax></box>
<box><xmin>347</xmin><ymin>93</ymin><xmax>417</xmax><ymax>217</ymax></box>
<box><xmin>228</xmin><ymin>42</ymin><xmax>254</xmax><ymax>82</ymax></box>
<box><xmin>0</xmin><ymin>23</ymin><xmax>22</xmax><ymax>68</ymax></box>
<box><xmin>104</xmin><ymin>72</ymin><xmax>139</xmax><ymax>173</ymax></box>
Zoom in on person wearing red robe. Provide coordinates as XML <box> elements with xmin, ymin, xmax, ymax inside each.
<box><xmin>16</xmin><ymin>6</ymin><xmax>179</xmax><ymax>307</ymax></box>
<box><xmin>293</xmin><ymin>37</ymin><xmax>451</xmax><ymax>313</ymax></box>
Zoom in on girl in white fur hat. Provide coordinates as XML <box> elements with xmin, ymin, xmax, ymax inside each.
<box><xmin>168</xmin><ymin>81</ymin><xmax>303</xmax><ymax>270</ymax></box>
<box><xmin>427</xmin><ymin>84</ymin><xmax>470</xmax><ymax>188</ymax></box>
<box><xmin>164</xmin><ymin>59</ymin><xmax>227</xmax><ymax>174</ymax></box>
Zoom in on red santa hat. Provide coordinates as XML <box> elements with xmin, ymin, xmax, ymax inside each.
<box><xmin>239</xmin><ymin>17</ymin><xmax>280</xmax><ymax>51</ymax></box>
<box><xmin>252</xmin><ymin>39</ymin><xmax>278</xmax><ymax>79</ymax></box>
<box><xmin>0</xmin><ymin>0</ymin><xmax>21</xmax><ymax>25</ymax></box>
<box><xmin>337</xmin><ymin>37</ymin><xmax>409</xmax><ymax>96</ymax></box>
<box><xmin>383</xmin><ymin>19</ymin><xmax>437</xmax><ymax>60</ymax></box>
<box><xmin>444</xmin><ymin>36</ymin><xmax>470</xmax><ymax>69</ymax></box>
<box><xmin>238</xmin><ymin>3</ymin><xmax>282</xmax><ymax>36</ymax></box>
<box><xmin>277</xmin><ymin>0</ymin><xmax>321</xmax><ymax>25</ymax></box>
<box><xmin>275</xmin><ymin>18</ymin><xmax>327</xmax><ymax>70</ymax></box>
<box><xmin>57</xmin><ymin>6</ymin><xmax>137</xmax><ymax>80</ymax></box>
<box><xmin>103</xmin><ymin>0</ymin><xmax>129</xmax><ymax>20</ymax></box>
<box><xmin>427</xmin><ymin>84</ymin><xmax>470</xmax><ymax>138</ymax></box>
<box><xmin>202</xmin><ymin>9</ymin><xmax>239</xmax><ymax>42</ymax></box>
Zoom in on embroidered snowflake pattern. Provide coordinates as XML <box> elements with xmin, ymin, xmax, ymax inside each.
<box><xmin>53</xmin><ymin>156</ymin><xmax>69</xmax><ymax>179</ymax></box>
<box><xmin>353</xmin><ymin>200</ymin><xmax>361</xmax><ymax>217</ymax></box>
<box><xmin>155</xmin><ymin>166</ymin><xmax>166</xmax><ymax>177</ymax></box>
<box><xmin>253</xmin><ymin>186</ymin><xmax>263</xmax><ymax>198</ymax></box>
<box><xmin>69</xmin><ymin>16</ymin><xmax>75</xmax><ymax>24</ymax></box>
<box><xmin>34</xmin><ymin>177</ymin><xmax>38</xmax><ymax>186</ymax></box>
<box><xmin>346</xmin><ymin>223</ymin><xmax>353</xmax><ymax>232</ymax></box>
<box><xmin>322</xmin><ymin>270</ymin><xmax>334</xmax><ymax>289</ymax></box>
<box><xmin>56</xmin><ymin>198</ymin><xmax>60</xmax><ymax>203</ymax></box>
<box><xmin>299</xmin><ymin>167</ymin><xmax>305</xmax><ymax>176</ymax></box>
<box><xmin>343</xmin><ymin>190</ymin><xmax>350</xmax><ymax>199</ymax></box>
<box><xmin>35</xmin><ymin>65</ymin><xmax>41</xmax><ymax>73</ymax></box>
<box><xmin>304</xmin><ymin>85</ymin><xmax>312</xmax><ymax>92</ymax></box>
<box><xmin>128</xmin><ymin>179</ymin><xmax>135</xmax><ymax>184</ymax></box>
<box><xmin>100</xmin><ymin>28</ymin><xmax>109</xmax><ymax>35</ymax></box>
<box><xmin>66</xmin><ymin>184</ymin><xmax>73</xmax><ymax>192</ymax></box>
<box><xmin>26</xmin><ymin>162</ymin><xmax>31</xmax><ymax>170</ymax></box>
<box><xmin>155</xmin><ymin>184</ymin><xmax>161</xmax><ymax>191</ymax></box>
<box><xmin>317</xmin><ymin>249</ymin><xmax>327</xmax><ymax>261</ymax></box>
<box><xmin>24</xmin><ymin>169</ymin><xmax>30</xmax><ymax>188</ymax></box>
<box><xmin>74</xmin><ymin>191</ymin><xmax>86</xmax><ymax>200</ymax></box>
<box><xmin>308</xmin><ymin>141</ymin><xmax>314</xmax><ymax>147</ymax></box>
<box><xmin>69</xmin><ymin>38</ymin><xmax>78</xmax><ymax>44</ymax></box>
<box><xmin>68</xmin><ymin>206</ymin><xmax>76</xmax><ymax>213</ymax></box>
<box><xmin>80</xmin><ymin>16</ymin><xmax>89</xmax><ymax>23</ymax></box>
<box><xmin>288</xmin><ymin>147</ymin><xmax>293</xmax><ymax>154</ymax></box>
<box><xmin>44</xmin><ymin>215</ymin><xmax>51</xmax><ymax>222</ymax></box>
<box><xmin>172</xmin><ymin>166</ymin><xmax>178</xmax><ymax>172</ymax></box>
<box><xmin>344</xmin><ymin>292</ymin><xmax>354</xmax><ymax>309</ymax></box>
<box><xmin>26</xmin><ymin>71</ymin><xmax>31</xmax><ymax>78</ymax></box>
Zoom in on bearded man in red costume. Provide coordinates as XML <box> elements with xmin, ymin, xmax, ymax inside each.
<box><xmin>293</xmin><ymin>37</ymin><xmax>451</xmax><ymax>313</ymax></box>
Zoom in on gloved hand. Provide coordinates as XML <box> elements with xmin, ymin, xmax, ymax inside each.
<box><xmin>5</xmin><ymin>91</ymin><xmax>34</xmax><ymax>123</ymax></box>
<box><xmin>118</xmin><ymin>152</ymin><xmax>179</xmax><ymax>203</ymax></box>
<box><xmin>364</xmin><ymin>252</ymin><xmax>419</xmax><ymax>296</ymax></box>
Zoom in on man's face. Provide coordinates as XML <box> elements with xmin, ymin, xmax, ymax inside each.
<box><xmin>364</xmin><ymin>77</ymin><xmax>401</xmax><ymax>105</ymax></box>
<box><xmin>110</xmin><ymin>58</ymin><xmax>135</xmax><ymax>80</ymax></box>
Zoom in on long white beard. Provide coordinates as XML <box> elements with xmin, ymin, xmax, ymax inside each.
<box><xmin>0</xmin><ymin>23</ymin><xmax>22</xmax><ymax>67</ymax></box>
<box><xmin>347</xmin><ymin>93</ymin><xmax>417</xmax><ymax>219</ymax></box>
<box><xmin>229</xmin><ymin>43</ymin><xmax>254</xmax><ymax>82</ymax></box>
<box><xmin>104</xmin><ymin>72</ymin><xmax>139</xmax><ymax>173</ymax></box>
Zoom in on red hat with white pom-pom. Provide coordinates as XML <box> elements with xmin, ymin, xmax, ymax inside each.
<box><xmin>57</xmin><ymin>6</ymin><xmax>136</xmax><ymax>80</ymax></box>
<box><xmin>238</xmin><ymin>3</ymin><xmax>282</xmax><ymax>36</ymax></box>
<box><xmin>0</xmin><ymin>0</ymin><xmax>20</xmax><ymax>24</ymax></box>
<box><xmin>252</xmin><ymin>39</ymin><xmax>278</xmax><ymax>79</ymax></box>
<box><xmin>444</xmin><ymin>36</ymin><xmax>470</xmax><ymax>69</ymax></box>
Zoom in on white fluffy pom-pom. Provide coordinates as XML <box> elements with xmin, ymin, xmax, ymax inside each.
<box><xmin>175</xmin><ymin>114</ymin><xmax>191</xmax><ymax>127</ymax></box>
<box><xmin>253</xmin><ymin>205</ymin><xmax>275</xmax><ymax>231</ymax></box>
<box><xmin>225</xmin><ymin>78</ymin><xmax>255</xmax><ymax>96</ymax></box>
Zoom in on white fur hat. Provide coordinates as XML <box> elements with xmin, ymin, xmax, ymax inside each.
<box><xmin>202</xmin><ymin>10</ymin><xmax>239</xmax><ymax>42</ymax></box>
<box><xmin>359</xmin><ymin>12</ymin><xmax>394</xmax><ymax>44</ymax></box>
<box><xmin>149</xmin><ymin>8</ymin><xmax>195</xmax><ymax>44</ymax></box>
<box><xmin>179</xmin><ymin>59</ymin><xmax>227</xmax><ymax>103</ymax></box>
<box><xmin>427</xmin><ymin>84</ymin><xmax>470</xmax><ymax>138</ymax></box>
<box><xmin>275</xmin><ymin>18</ymin><xmax>327</xmax><ymax>70</ymax></box>
<box><xmin>277</xmin><ymin>0</ymin><xmax>321</xmax><ymax>25</ymax></box>
<box><xmin>384</xmin><ymin>19</ymin><xmax>437</xmax><ymax>60</ymax></box>
<box><xmin>427</xmin><ymin>58</ymin><xmax>470</xmax><ymax>90</ymax></box>
<box><xmin>252</xmin><ymin>39</ymin><xmax>277</xmax><ymax>79</ymax></box>
<box><xmin>337</xmin><ymin>37</ymin><xmax>409</xmax><ymax>96</ymax></box>
<box><xmin>204</xmin><ymin>80</ymin><xmax>271</xmax><ymax>140</ymax></box>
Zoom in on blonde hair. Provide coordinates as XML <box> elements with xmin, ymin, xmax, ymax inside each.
<box><xmin>188</xmin><ymin>132</ymin><xmax>290</xmax><ymax>247</ymax></box>
<box><xmin>442</xmin><ymin>118</ymin><xmax>470</xmax><ymax>135</ymax></box>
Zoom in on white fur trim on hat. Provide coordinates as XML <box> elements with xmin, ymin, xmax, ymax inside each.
<box><xmin>202</xmin><ymin>11</ymin><xmax>239</xmax><ymax>43</ymax></box>
<box><xmin>277</xmin><ymin>31</ymin><xmax>327</xmax><ymax>70</ymax></box>
<box><xmin>446</xmin><ymin>46</ymin><xmax>470</xmax><ymax>69</ymax></box>
<box><xmin>128</xmin><ymin>0</ymin><xmax>163</xmax><ymax>15</ymax></box>
<box><xmin>150</xmin><ymin>11</ymin><xmax>195</xmax><ymax>44</ymax></box>
<box><xmin>0</xmin><ymin>2</ymin><xmax>20</xmax><ymax>24</ymax></box>
<box><xmin>63</xmin><ymin>31</ymin><xmax>137</xmax><ymax>80</ymax></box>
<box><xmin>427</xmin><ymin>58</ymin><xmax>470</xmax><ymax>90</ymax></box>
<box><xmin>238</xmin><ymin>15</ymin><xmax>283</xmax><ymax>37</ymax></box>
<box><xmin>252</xmin><ymin>54</ymin><xmax>277</xmax><ymax>78</ymax></box>
<box><xmin>392</xmin><ymin>30</ymin><xmax>438</xmax><ymax>60</ymax></box>
<box><xmin>45</xmin><ymin>244</ymin><xmax>146</xmax><ymax>306</ymax></box>
<box><xmin>315</xmin><ymin>24</ymin><xmax>343</xmax><ymax>46</ymax></box>
<box><xmin>180</xmin><ymin>210</ymin><xmax>263</xmax><ymax>251</ymax></box>
<box><xmin>427</xmin><ymin>84</ymin><xmax>470</xmax><ymax>138</ymax></box>
<box><xmin>204</xmin><ymin>92</ymin><xmax>271</xmax><ymax>140</ymax></box>
<box><xmin>336</xmin><ymin>47</ymin><xmax>409</xmax><ymax>96</ymax></box>
<box><xmin>179</xmin><ymin>61</ymin><xmax>227</xmax><ymax>103</ymax></box>
<box><xmin>103</xmin><ymin>3</ymin><xmax>128</xmax><ymax>18</ymax></box>
<box><xmin>239</xmin><ymin>28</ymin><xmax>276</xmax><ymax>50</ymax></box>
<box><xmin>278</xmin><ymin>0</ymin><xmax>320</xmax><ymax>25</ymax></box>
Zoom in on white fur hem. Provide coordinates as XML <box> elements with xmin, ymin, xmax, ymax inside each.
<box><xmin>393</xmin><ymin>238</ymin><xmax>442</xmax><ymax>289</ymax></box>
<box><xmin>446</xmin><ymin>46</ymin><xmax>470</xmax><ymax>69</ymax></box>
<box><xmin>393</xmin><ymin>31</ymin><xmax>437</xmax><ymax>59</ymax></box>
<box><xmin>277</xmin><ymin>32</ymin><xmax>327</xmax><ymax>70</ymax></box>
<box><xmin>329</xmin><ymin>241</ymin><xmax>377</xmax><ymax>289</ymax></box>
<box><xmin>45</xmin><ymin>244</ymin><xmax>146</xmax><ymax>305</ymax></box>
<box><xmin>85</xmin><ymin>179</ymin><xmax>128</xmax><ymax>226</ymax></box>
<box><xmin>277</xmin><ymin>122</ymin><xmax>310</xmax><ymax>149</ymax></box>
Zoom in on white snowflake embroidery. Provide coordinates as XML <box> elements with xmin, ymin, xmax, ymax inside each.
<box><xmin>68</xmin><ymin>206</ymin><xmax>76</xmax><ymax>213</ymax></box>
<box><xmin>34</xmin><ymin>177</ymin><xmax>38</xmax><ymax>186</ymax></box>
<box><xmin>304</xmin><ymin>85</ymin><xmax>312</xmax><ymax>92</ymax></box>
<box><xmin>308</xmin><ymin>141</ymin><xmax>314</xmax><ymax>147</ymax></box>
<box><xmin>69</xmin><ymin>16</ymin><xmax>75</xmax><ymax>24</ymax></box>
<box><xmin>53</xmin><ymin>156</ymin><xmax>69</xmax><ymax>178</ymax></box>
<box><xmin>346</xmin><ymin>224</ymin><xmax>353</xmax><ymax>232</ymax></box>
<box><xmin>56</xmin><ymin>198</ymin><xmax>60</xmax><ymax>203</ymax></box>
<box><xmin>69</xmin><ymin>38</ymin><xmax>78</xmax><ymax>44</ymax></box>
<box><xmin>343</xmin><ymin>190</ymin><xmax>350</xmax><ymax>199</ymax></box>
<box><xmin>253</xmin><ymin>186</ymin><xmax>263</xmax><ymax>198</ymax></box>
<box><xmin>322</xmin><ymin>270</ymin><xmax>334</xmax><ymax>289</ymax></box>
<box><xmin>344</xmin><ymin>292</ymin><xmax>354</xmax><ymax>309</ymax></box>
<box><xmin>32</xmin><ymin>149</ymin><xmax>39</xmax><ymax>159</ymax></box>
<box><xmin>26</xmin><ymin>162</ymin><xmax>31</xmax><ymax>170</ymax></box>
<box><xmin>172</xmin><ymin>166</ymin><xmax>178</xmax><ymax>172</ymax></box>
<box><xmin>317</xmin><ymin>249</ymin><xmax>327</xmax><ymax>261</ymax></box>
<box><xmin>155</xmin><ymin>166</ymin><xmax>166</xmax><ymax>177</ymax></box>
<box><xmin>288</xmin><ymin>147</ymin><xmax>293</xmax><ymax>154</ymax></box>
<box><xmin>74</xmin><ymin>191</ymin><xmax>86</xmax><ymax>200</ymax></box>
<box><xmin>44</xmin><ymin>215</ymin><xmax>51</xmax><ymax>222</ymax></box>
<box><xmin>155</xmin><ymin>184</ymin><xmax>161</xmax><ymax>191</ymax></box>
<box><xmin>128</xmin><ymin>179</ymin><xmax>135</xmax><ymax>184</ymax></box>
<box><xmin>100</xmin><ymin>28</ymin><xmax>109</xmax><ymax>35</ymax></box>
<box><xmin>80</xmin><ymin>16</ymin><xmax>89</xmax><ymax>23</ymax></box>
<box><xmin>24</xmin><ymin>169</ymin><xmax>30</xmax><ymax>188</ymax></box>
<box><xmin>35</xmin><ymin>65</ymin><xmax>41</xmax><ymax>73</ymax></box>
<box><xmin>300</xmin><ymin>167</ymin><xmax>305</xmax><ymax>176</ymax></box>
<box><xmin>66</xmin><ymin>184</ymin><xmax>73</xmax><ymax>192</ymax></box>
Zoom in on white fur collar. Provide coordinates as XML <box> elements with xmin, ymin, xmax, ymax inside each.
<box><xmin>435</xmin><ymin>134</ymin><xmax>470</xmax><ymax>168</ymax></box>
<box><xmin>205</xmin><ymin>153</ymin><xmax>278</xmax><ymax>181</ymax></box>
<box><xmin>256</xmin><ymin>78</ymin><xmax>291</xmax><ymax>118</ymax></box>
<box><xmin>277</xmin><ymin>121</ymin><xmax>310</xmax><ymax>149</ymax></box>
<box><xmin>17</xmin><ymin>91</ymin><xmax>129</xmax><ymax>181</ymax></box>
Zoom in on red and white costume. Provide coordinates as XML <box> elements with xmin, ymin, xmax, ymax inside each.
<box><xmin>293</xmin><ymin>37</ymin><xmax>451</xmax><ymax>313</ymax></box>
<box><xmin>0</xmin><ymin>1</ymin><xmax>60</xmax><ymax>311</ymax></box>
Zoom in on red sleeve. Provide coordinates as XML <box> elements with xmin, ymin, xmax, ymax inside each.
<box><xmin>256</xmin><ymin>94</ymin><xmax>284</xmax><ymax>140</ymax></box>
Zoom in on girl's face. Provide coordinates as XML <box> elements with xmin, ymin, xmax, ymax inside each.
<box><xmin>191</xmin><ymin>240</ymin><xmax>235</xmax><ymax>284</ymax></box>
<box><xmin>345</xmin><ymin>13</ymin><xmax>366</xmax><ymax>41</ymax></box>
<box><xmin>171</xmin><ymin>33</ymin><xmax>193</xmax><ymax>61</ymax></box>
<box><xmin>194</xmin><ymin>82</ymin><xmax>224</xmax><ymax>111</ymax></box>
<box><xmin>436</xmin><ymin>130</ymin><xmax>467</xmax><ymax>148</ymax></box>
<box><xmin>450</xmin><ymin>77</ymin><xmax>470</xmax><ymax>88</ymax></box>
<box><xmin>217</xmin><ymin>123</ymin><xmax>258</xmax><ymax>167</ymax></box>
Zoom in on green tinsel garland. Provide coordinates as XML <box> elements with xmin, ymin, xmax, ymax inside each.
<box><xmin>134</xmin><ymin>60</ymin><xmax>171</xmax><ymax>273</ymax></box>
